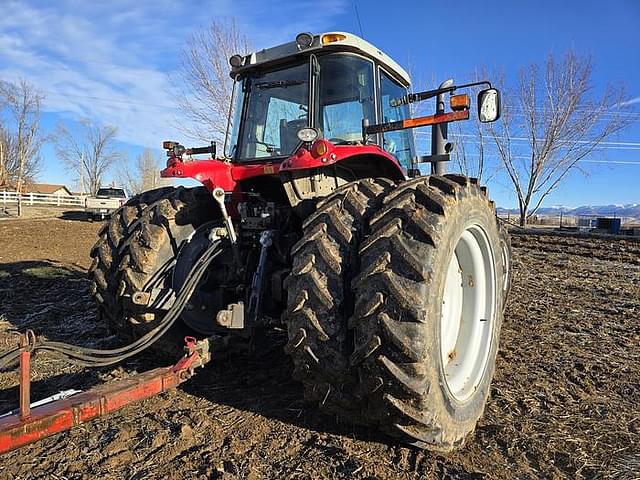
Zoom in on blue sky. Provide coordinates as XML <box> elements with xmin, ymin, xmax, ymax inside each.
<box><xmin>1</xmin><ymin>0</ymin><xmax>638</xmax><ymax>207</ymax></box>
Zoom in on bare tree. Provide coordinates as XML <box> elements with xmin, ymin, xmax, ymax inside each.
<box><xmin>0</xmin><ymin>123</ymin><xmax>12</xmax><ymax>187</ymax></box>
<box><xmin>487</xmin><ymin>51</ymin><xmax>634</xmax><ymax>226</ymax></box>
<box><xmin>173</xmin><ymin>19</ymin><xmax>251</xmax><ymax>143</ymax></box>
<box><xmin>451</xmin><ymin>115</ymin><xmax>494</xmax><ymax>183</ymax></box>
<box><xmin>118</xmin><ymin>148</ymin><xmax>171</xmax><ymax>195</ymax></box>
<box><xmin>0</xmin><ymin>79</ymin><xmax>45</xmax><ymax>216</ymax></box>
<box><xmin>55</xmin><ymin>119</ymin><xmax>121</xmax><ymax>195</ymax></box>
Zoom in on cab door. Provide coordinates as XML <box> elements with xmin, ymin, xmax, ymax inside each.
<box><xmin>377</xmin><ymin>67</ymin><xmax>416</xmax><ymax>169</ymax></box>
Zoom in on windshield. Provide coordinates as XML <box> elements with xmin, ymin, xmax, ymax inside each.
<box><xmin>229</xmin><ymin>61</ymin><xmax>309</xmax><ymax>161</ymax></box>
<box><xmin>227</xmin><ymin>53</ymin><xmax>381</xmax><ymax>161</ymax></box>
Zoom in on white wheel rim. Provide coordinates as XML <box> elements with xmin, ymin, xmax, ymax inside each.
<box><xmin>440</xmin><ymin>224</ymin><xmax>496</xmax><ymax>402</ymax></box>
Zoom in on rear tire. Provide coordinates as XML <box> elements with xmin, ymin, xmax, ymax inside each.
<box><xmin>88</xmin><ymin>186</ymin><xmax>217</xmax><ymax>354</ymax></box>
<box><xmin>283</xmin><ymin>178</ymin><xmax>395</xmax><ymax>413</ymax></box>
<box><xmin>349</xmin><ymin>174</ymin><xmax>505</xmax><ymax>451</ymax></box>
<box><xmin>498</xmin><ymin>223</ymin><xmax>512</xmax><ymax>310</ymax></box>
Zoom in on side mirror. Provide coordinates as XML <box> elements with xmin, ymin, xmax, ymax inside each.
<box><xmin>477</xmin><ymin>88</ymin><xmax>501</xmax><ymax>123</ymax></box>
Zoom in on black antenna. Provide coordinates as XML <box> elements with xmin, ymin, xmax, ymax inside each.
<box><xmin>353</xmin><ymin>0</ymin><xmax>365</xmax><ymax>38</ymax></box>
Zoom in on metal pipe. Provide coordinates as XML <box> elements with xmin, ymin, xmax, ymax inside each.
<box><xmin>247</xmin><ymin>230</ymin><xmax>274</xmax><ymax>325</ymax></box>
<box><xmin>212</xmin><ymin>188</ymin><xmax>241</xmax><ymax>264</ymax></box>
<box><xmin>431</xmin><ymin>78</ymin><xmax>454</xmax><ymax>176</ymax></box>
<box><xmin>19</xmin><ymin>349</ymin><xmax>30</xmax><ymax>420</ymax></box>
<box><xmin>212</xmin><ymin>188</ymin><xmax>237</xmax><ymax>244</ymax></box>
<box><xmin>223</xmin><ymin>76</ymin><xmax>238</xmax><ymax>159</ymax></box>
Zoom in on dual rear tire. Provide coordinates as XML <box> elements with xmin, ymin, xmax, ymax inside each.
<box><xmin>89</xmin><ymin>177</ymin><xmax>509</xmax><ymax>452</ymax></box>
<box><xmin>283</xmin><ymin>174</ymin><xmax>509</xmax><ymax>451</ymax></box>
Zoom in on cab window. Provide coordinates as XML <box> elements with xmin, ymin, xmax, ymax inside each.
<box><xmin>315</xmin><ymin>54</ymin><xmax>376</xmax><ymax>144</ymax></box>
<box><xmin>263</xmin><ymin>97</ymin><xmax>306</xmax><ymax>155</ymax></box>
<box><xmin>236</xmin><ymin>61</ymin><xmax>309</xmax><ymax>159</ymax></box>
<box><xmin>380</xmin><ymin>70</ymin><xmax>414</xmax><ymax>168</ymax></box>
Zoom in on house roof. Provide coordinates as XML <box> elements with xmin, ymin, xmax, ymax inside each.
<box><xmin>24</xmin><ymin>183</ymin><xmax>73</xmax><ymax>195</ymax></box>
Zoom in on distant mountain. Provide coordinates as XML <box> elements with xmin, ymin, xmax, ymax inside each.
<box><xmin>497</xmin><ymin>204</ymin><xmax>640</xmax><ymax>219</ymax></box>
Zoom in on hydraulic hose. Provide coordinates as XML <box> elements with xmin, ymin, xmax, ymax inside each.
<box><xmin>0</xmin><ymin>239</ymin><xmax>223</xmax><ymax>369</ymax></box>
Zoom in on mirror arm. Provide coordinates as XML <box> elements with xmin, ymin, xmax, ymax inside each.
<box><xmin>455</xmin><ymin>80</ymin><xmax>492</xmax><ymax>90</ymax></box>
<box><xmin>392</xmin><ymin>81</ymin><xmax>493</xmax><ymax>107</ymax></box>
<box><xmin>392</xmin><ymin>86</ymin><xmax>455</xmax><ymax>106</ymax></box>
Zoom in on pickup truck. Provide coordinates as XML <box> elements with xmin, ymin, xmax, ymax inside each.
<box><xmin>85</xmin><ymin>187</ymin><xmax>128</xmax><ymax>220</ymax></box>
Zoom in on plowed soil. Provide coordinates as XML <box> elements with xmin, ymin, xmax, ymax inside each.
<box><xmin>0</xmin><ymin>218</ymin><xmax>639</xmax><ymax>479</ymax></box>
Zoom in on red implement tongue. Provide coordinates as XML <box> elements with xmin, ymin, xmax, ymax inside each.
<box><xmin>0</xmin><ymin>336</ymin><xmax>208</xmax><ymax>455</ymax></box>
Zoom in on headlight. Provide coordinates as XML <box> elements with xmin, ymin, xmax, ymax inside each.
<box><xmin>229</xmin><ymin>54</ymin><xmax>243</xmax><ymax>68</ymax></box>
<box><xmin>295</xmin><ymin>32</ymin><xmax>314</xmax><ymax>49</ymax></box>
<box><xmin>297</xmin><ymin>127</ymin><xmax>319</xmax><ymax>143</ymax></box>
<box><xmin>174</xmin><ymin>144</ymin><xmax>186</xmax><ymax>157</ymax></box>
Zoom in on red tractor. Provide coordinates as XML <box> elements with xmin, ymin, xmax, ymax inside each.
<box><xmin>88</xmin><ymin>32</ymin><xmax>510</xmax><ymax>451</ymax></box>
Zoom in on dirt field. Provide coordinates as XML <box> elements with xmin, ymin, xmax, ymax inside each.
<box><xmin>0</xmin><ymin>218</ymin><xmax>639</xmax><ymax>479</ymax></box>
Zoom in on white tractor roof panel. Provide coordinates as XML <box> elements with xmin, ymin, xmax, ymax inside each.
<box><xmin>232</xmin><ymin>32</ymin><xmax>411</xmax><ymax>86</ymax></box>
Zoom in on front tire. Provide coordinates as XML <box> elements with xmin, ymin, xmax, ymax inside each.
<box><xmin>350</xmin><ymin>175</ymin><xmax>505</xmax><ymax>451</ymax></box>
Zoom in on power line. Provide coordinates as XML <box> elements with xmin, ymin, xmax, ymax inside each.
<box><xmin>417</xmin><ymin>131</ymin><xmax>640</xmax><ymax>149</ymax></box>
<box><xmin>443</xmin><ymin>149</ymin><xmax>640</xmax><ymax>164</ymax></box>
<box><xmin>408</xmin><ymin>85</ymin><xmax>639</xmax><ymax>119</ymax></box>
<box><xmin>579</xmin><ymin>159</ymin><xmax>640</xmax><ymax>165</ymax></box>
<box><xmin>507</xmin><ymin>105</ymin><xmax>640</xmax><ymax>119</ymax></box>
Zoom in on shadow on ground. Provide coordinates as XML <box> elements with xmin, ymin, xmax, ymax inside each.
<box><xmin>59</xmin><ymin>210</ymin><xmax>93</xmax><ymax>222</ymax></box>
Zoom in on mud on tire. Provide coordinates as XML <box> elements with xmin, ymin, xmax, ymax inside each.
<box><xmin>283</xmin><ymin>178</ymin><xmax>395</xmax><ymax>412</ymax></box>
<box><xmin>349</xmin><ymin>174</ymin><xmax>506</xmax><ymax>451</ymax></box>
<box><xmin>88</xmin><ymin>186</ymin><xmax>217</xmax><ymax>352</ymax></box>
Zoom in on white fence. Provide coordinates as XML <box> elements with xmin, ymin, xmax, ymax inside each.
<box><xmin>1</xmin><ymin>191</ymin><xmax>87</xmax><ymax>208</ymax></box>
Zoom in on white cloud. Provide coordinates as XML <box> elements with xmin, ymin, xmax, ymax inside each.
<box><xmin>0</xmin><ymin>0</ymin><xmax>348</xmax><ymax>147</ymax></box>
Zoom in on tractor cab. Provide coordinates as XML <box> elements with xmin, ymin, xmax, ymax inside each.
<box><xmin>225</xmin><ymin>32</ymin><xmax>416</xmax><ymax>169</ymax></box>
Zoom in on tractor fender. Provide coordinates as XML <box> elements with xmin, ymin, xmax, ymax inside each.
<box><xmin>279</xmin><ymin>141</ymin><xmax>406</xmax><ymax>211</ymax></box>
<box><xmin>279</xmin><ymin>140</ymin><xmax>406</xmax><ymax>181</ymax></box>
<box><xmin>161</xmin><ymin>158</ymin><xmax>283</xmax><ymax>192</ymax></box>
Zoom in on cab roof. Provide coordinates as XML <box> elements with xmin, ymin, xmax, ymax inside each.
<box><xmin>230</xmin><ymin>32</ymin><xmax>411</xmax><ymax>87</ymax></box>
